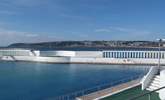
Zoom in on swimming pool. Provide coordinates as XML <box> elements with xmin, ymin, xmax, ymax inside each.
<box><xmin>0</xmin><ymin>62</ymin><xmax>149</xmax><ymax>100</ymax></box>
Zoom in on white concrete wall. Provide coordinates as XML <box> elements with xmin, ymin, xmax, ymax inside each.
<box><xmin>9</xmin><ymin>56</ymin><xmax>70</xmax><ymax>63</ymax></box>
<box><xmin>40</xmin><ymin>51</ymin><xmax>75</xmax><ymax>57</ymax></box>
<box><xmin>141</xmin><ymin>66</ymin><xmax>158</xmax><ymax>90</ymax></box>
<box><xmin>1</xmin><ymin>56</ymin><xmax>165</xmax><ymax>65</ymax></box>
<box><xmin>159</xmin><ymin>70</ymin><xmax>165</xmax><ymax>100</ymax></box>
<box><xmin>70</xmin><ymin>57</ymin><xmax>165</xmax><ymax>65</ymax></box>
<box><xmin>75</xmin><ymin>51</ymin><xmax>102</xmax><ymax>58</ymax></box>
<box><xmin>29</xmin><ymin>50</ymin><xmax>40</xmax><ymax>56</ymax></box>
<box><xmin>2</xmin><ymin>56</ymin><xmax>165</xmax><ymax>65</ymax></box>
<box><xmin>1</xmin><ymin>56</ymin><xmax>15</xmax><ymax>61</ymax></box>
<box><xmin>34</xmin><ymin>51</ymin><xmax>40</xmax><ymax>56</ymax></box>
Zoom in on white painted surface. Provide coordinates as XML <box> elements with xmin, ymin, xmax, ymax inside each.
<box><xmin>146</xmin><ymin>75</ymin><xmax>160</xmax><ymax>92</ymax></box>
<box><xmin>40</xmin><ymin>51</ymin><xmax>75</xmax><ymax>57</ymax></box>
<box><xmin>2</xmin><ymin>56</ymin><xmax>71</xmax><ymax>63</ymax></box>
<box><xmin>141</xmin><ymin>66</ymin><xmax>158</xmax><ymax>90</ymax></box>
<box><xmin>1</xmin><ymin>50</ymin><xmax>165</xmax><ymax>65</ymax></box>
<box><xmin>2</xmin><ymin>56</ymin><xmax>165</xmax><ymax>65</ymax></box>
<box><xmin>34</xmin><ymin>51</ymin><xmax>40</xmax><ymax>56</ymax></box>
<box><xmin>1</xmin><ymin>56</ymin><xmax>15</xmax><ymax>61</ymax></box>
<box><xmin>159</xmin><ymin>70</ymin><xmax>165</xmax><ymax>100</ymax></box>
<box><xmin>75</xmin><ymin>51</ymin><xmax>102</xmax><ymax>58</ymax></box>
<box><xmin>71</xmin><ymin>57</ymin><xmax>165</xmax><ymax>65</ymax></box>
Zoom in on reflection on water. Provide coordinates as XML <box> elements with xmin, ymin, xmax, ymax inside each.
<box><xmin>0</xmin><ymin>61</ymin><xmax>149</xmax><ymax>100</ymax></box>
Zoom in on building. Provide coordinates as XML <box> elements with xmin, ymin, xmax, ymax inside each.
<box><xmin>0</xmin><ymin>48</ymin><xmax>40</xmax><ymax>57</ymax></box>
<box><xmin>1</xmin><ymin>48</ymin><xmax>165</xmax><ymax>65</ymax></box>
<box><xmin>103</xmin><ymin>50</ymin><xmax>165</xmax><ymax>59</ymax></box>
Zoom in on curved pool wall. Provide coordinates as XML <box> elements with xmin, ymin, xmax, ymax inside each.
<box><xmin>1</xmin><ymin>49</ymin><xmax>165</xmax><ymax>65</ymax></box>
<box><xmin>0</xmin><ymin>62</ymin><xmax>149</xmax><ymax>100</ymax></box>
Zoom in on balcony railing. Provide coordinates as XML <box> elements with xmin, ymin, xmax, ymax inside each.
<box><xmin>53</xmin><ymin>74</ymin><xmax>145</xmax><ymax>100</ymax></box>
<box><xmin>128</xmin><ymin>86</ymin><xmax>165</xmax><ymax>100</ymax></box>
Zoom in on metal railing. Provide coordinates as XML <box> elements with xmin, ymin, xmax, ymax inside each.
<box><xmin>128</xmin><ymin>86</ymin><xmax>165</xmax><ymax>100</ymax></box>
<box><xmin>52</xmin><ymin>74</ymin><xmax>145</xmax><ymax>100</ymax></box>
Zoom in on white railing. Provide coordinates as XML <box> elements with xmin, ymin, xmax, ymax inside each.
<box><xmin>141</xmin><ymin>66</ymin><xmax>158</xmax><ymax>90</ymax></box>
<box><xmin>53</xmin><ymin>74</ymin><xmax>147</xmax><ymax>100</ymax></box>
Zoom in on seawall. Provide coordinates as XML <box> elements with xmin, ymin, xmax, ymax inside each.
<box><xmin>0</xmin><ymin>56</ymin><xmax>165</xmax><ymax>65</ymax></box>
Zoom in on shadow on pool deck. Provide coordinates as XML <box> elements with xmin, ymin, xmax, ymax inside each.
<box><xmin>102</xmin><ymin>86</ymin><xmax>160</xmax><ymax>100</ymax></box>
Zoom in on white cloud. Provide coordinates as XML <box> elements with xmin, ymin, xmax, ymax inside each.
<box><xmin>95</xmin><ymin>28</ymin><xmax>112</xmax><ymax>33</ymax></box>
<box><xmin>0</xmin><ymin>28</ymin><xmax>62</xmax><ymax>46</ymax></box>
<box><xmin>94</xmin><ymin>26</ymin><xmax>157</xmax><ymax>40</ymax></box>
<box><xmin>25</xmin><ymin>33</ymin><xmax>39</xmax><ymax>37</ymax></box>
<box><xmin>95</xmin><ymin>26</ymin><xmax>153</xmax><ymax>35</ymax></box>
<box><xmin>109</xmin><ymin>27</ymin><xmax>150</xmax><ymax>34</ymax></box>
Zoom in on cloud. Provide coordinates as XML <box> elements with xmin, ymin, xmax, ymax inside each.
<box><xmin>0</xmin><ymin>28</ymin><xmax>62</xmax><ymax>46</ymax></box>
<box><xmin>95</xmin><ymin>28</ymin><xmax>112</xmax><ymax>33</ymax></box>
<box><xmin>25</xmin><ymin>33</ymin><xmax>39</xmax><ymax>37</ymax></box>
<box><xmin>109</xmin><ymin>27</ymin><xmax>150</xmax><ymax>34</ymax></box>
<box><xmin>95</xmin><ymin>26</ymin><xmax>153</xmax><ymax>35</ymax></box>
<box><xmin>94</xmin><ymin>26</ymin><xmax>157</xmax><ymax>40</ymax></box>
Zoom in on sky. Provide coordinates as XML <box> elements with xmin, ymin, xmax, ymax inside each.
<box><xmin>0</xmin><ymin>0</ymin><xmax>165</xmax><ymax>46</ymax></box>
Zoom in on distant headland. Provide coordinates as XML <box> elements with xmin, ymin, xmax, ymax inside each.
<box><xmin>2</xmin><ymin>41</ymin><xmax>165</xmax><ymax>50</ymax></box>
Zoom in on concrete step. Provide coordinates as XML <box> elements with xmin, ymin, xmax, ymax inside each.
<box><xmin>150</xmin><ymin>82</ymin><xmax>160</xmax><ymax>88</ymax></box>
<box><xmin>151</xmin><ymin>79</ymin><xmax>160</xmax><ymax>83</ymax></box>
<box><xmin>152</xmin><ymin>78</ymin><xmax>160</xmax><ymax>82</ymax></box>
<box><xmin>148</xmin><ymin>85</ymin><xmax>159</xmax><ymax>90</ymax></box>
<box><xmin>146</xmin><ymin>87</ymin><xmax>154</xmax><ymax>91</ymax></box>
<box><xmin>146</xmin><ymin>87</ymin><xmax>159</xmax><ymax>93</ymax></box>
<box><xmin>154</xmin><ymin>77</ymin><xmax>160</xmax><ymax>80</ymax></box>
<box><xmin>145</xmin><ymin>75</ymin><xmax>161</xmax><ymax>92</ymax></box>
<box><xmin>155</xmin><ymin>75</ymin><xmax>160</xmax><ymax>79</ymax></box>
<box><xmin>150</xmin><ymin>81</ymin><xmax>160</xmax><ymax>85</ymax></box>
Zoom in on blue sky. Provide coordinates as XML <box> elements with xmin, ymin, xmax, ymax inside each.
<box><xmin>0</xmin><ymin>0</ymin><xmax>165</xmax><ymax>46</ymax></box>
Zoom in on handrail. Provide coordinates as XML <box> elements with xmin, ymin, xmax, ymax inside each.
<box><xmin>141</xmin><ymin>66</ymin><xmax>158</xmax><ymax>90</ymax></box>
<box><xmin>52</xmin><ymin>74</ymin><xmax>146</xmax><ymax>100</ymax></box>
<box><xmin>128</xmin><ymin>86</ymin><xmax>165</xmax><ymax>100</ymax></box>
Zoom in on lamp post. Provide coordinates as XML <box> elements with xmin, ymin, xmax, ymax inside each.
<box><xmin>158</xmin><ymin>39</ymin><xmax>161</xmax><ymax>72</ymax></box>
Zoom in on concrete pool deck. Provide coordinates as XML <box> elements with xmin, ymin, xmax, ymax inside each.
<box><xmin>76</xmin><ymin>79</ymin><xmax>141</xmax><ymax>100</ymax></box>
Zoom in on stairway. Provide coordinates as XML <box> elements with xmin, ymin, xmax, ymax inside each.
<box><xmin>146</xmin><ymin>75</ymin><xmax>160</xmax><ymax>93</ymax></box>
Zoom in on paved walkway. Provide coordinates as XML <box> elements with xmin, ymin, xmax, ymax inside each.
<box><xmin>76</xmin><ymin>79</ymin><xmax>141</xmax><ymax>100</ymax></box>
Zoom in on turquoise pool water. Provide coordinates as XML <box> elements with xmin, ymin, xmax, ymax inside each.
<box><xmin>0</xmin><ymin>61</ymin><xmax>149</xmax><ymax>100</ymax></box>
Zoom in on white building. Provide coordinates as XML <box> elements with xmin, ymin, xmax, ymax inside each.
<box><xmin>0</xmin><ymin>48</ymin><xmax>40</xmax><ymax>57</ymax></box>
<box><xmin>103</xmin><ymin>50</ymin><xmax>165</xmax><ymax>59</ymax></box>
